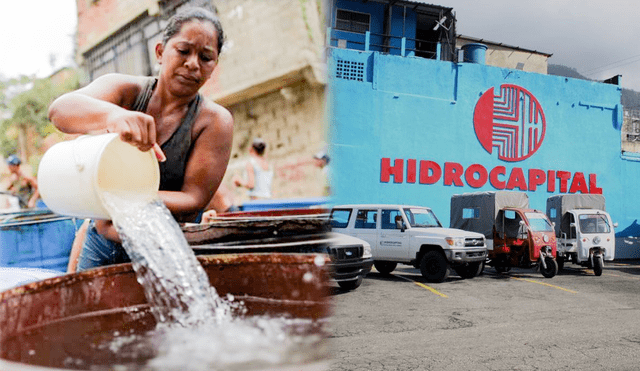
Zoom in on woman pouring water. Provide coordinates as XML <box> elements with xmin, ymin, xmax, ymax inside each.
<box><xmin>49</xmin><ymin>7</ymin><xmax>233</xmax><ymax>271</ymax></box>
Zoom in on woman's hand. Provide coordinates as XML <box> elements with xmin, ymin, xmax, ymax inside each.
<box><xmin>106</xmin><ymin>109</ymin><xmax>158</xmax><ymax>153</ymax></box>
<box><xmin>201</xmin><ymin>209</ymin><xmax>217</xmax><ymax>224</ymax></box>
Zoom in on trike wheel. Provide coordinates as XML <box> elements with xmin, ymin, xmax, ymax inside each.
<box><xmin>540</xmin><ymin>257</ymin><xmax>558</xmax><ymax>278</ymax></box>
<box><xmin>373</xmin><ymin>261</ymin><xmax>397</xmax><ymax>275</ymax></box>
<box><xmin>420</xmin><ymin>251</ymin><xmax>450</xmax><ymax>283</ymax></box>
<box><xmin>593</xmin><ymin>256</ymin><xmax>604</xmax><ymax>276</ymax></box>
<box><xmin>495</xmin><ymin>265</ymin><xmax>511</xmax><ymax>274</ymax></box>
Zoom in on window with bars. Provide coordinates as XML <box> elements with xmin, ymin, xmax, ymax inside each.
<box><xmin>82</xmin><ymin>0</ymin><xmax>204</xmax><ymax>82</ymax></box>
<box><xmin>335</xmin><ymin>9</ymin><xmax>370</xmax><ymax>34</ymax></box>
<box><xmin>83</xmin><ymin>13</ymin><xmax>163</xmax><ymax>81</ymax></box>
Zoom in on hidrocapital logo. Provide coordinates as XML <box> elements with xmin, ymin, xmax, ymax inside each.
<box><xmin>473</xmin><ymin>84</ymin><xmax>546</xmax><ymax>162</ymax></box>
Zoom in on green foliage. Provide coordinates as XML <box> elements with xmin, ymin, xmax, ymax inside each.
<box><xmin>0</xmin><ymin>69</ymin><xmax>81</xmax><ymax>158</ymax></box>
<box><xmin>0</xmin><ymin>119</ymin><xmax>17</xmax><ymax>155</ymax></box>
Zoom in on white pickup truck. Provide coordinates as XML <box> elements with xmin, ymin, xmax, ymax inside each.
<box><xmin>329</xmin><ymin>204</ymin><xmax>487</xmax><ymax>282</ymax></box>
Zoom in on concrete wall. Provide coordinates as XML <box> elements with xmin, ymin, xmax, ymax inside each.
<box><xmin>223</xmin><ymin>80</ymin><xmax>328</xmax><ymax>204</ymax></box>
<box><xmin>211</xmin><ymin>0</ymin><xmax>328</xmax><ymax>203</ymax></box>
<box><xmin>75</xmin><ymin>0</ymin><xmax>159</xmax><ymax>54</ymax></box>
<box><xmin>209</xmin><ymin>0</ymin><xmax>326</xmax><ymax>105</ymax></box>
<box><xmin>457</xmin><ymin>38</ymin><xmax>549</xmax><ymax>74</ymax></box>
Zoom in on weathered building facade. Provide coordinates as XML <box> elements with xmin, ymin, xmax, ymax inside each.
<box><xmin>75</xmin><ymin>0</ymin><xmax>328</xmax><ymax>203</ymax></box>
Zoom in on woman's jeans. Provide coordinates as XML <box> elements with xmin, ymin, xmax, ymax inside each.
<box><xmin>77</xmin><ymin>220</ymin><xmax>131</xmax><ymax>271</ymax></box>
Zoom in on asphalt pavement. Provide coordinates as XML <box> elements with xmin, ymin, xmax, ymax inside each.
<box><xmin>327</xmin><ymin>261</ymin><xmax>640</xmax><ymax>371</ymax></box>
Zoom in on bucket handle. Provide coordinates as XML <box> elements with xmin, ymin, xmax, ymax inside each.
<box><xmin>72</xmin><ymin>135</ymin><xmax>95</xmax><ymax>172</ymax></box>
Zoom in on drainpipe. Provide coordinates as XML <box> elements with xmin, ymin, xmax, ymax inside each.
<box><xmin>383</xmin><ymin>3</ymin><xmax>393</xmax><ymax>53</ymax></box>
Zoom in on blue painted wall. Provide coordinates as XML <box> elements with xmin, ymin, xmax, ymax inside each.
<box><xmin>327</xmin><ymin>46</ymin><xmax>640</xmax><ymax>258</ymax></box>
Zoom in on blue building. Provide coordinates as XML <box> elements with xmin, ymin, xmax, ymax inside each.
<box><xmin>326</xmin><ymin>0</ymin><xmax>640</xmax><ymax>258</ymax></box>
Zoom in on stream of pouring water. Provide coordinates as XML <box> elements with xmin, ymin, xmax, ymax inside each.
<box><xmin>102</xmin><ymin>192</ymin><xmax>232</xmax><ymax>327</ymax></box>
<box><xmin>96</xmin><ymin>192</ymin><xmax>329</xmax><ymax>370</ymax></box>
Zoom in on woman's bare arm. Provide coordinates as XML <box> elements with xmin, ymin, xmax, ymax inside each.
<box><xmin>25</xmin><ymin>174</ymin><xmax>39</xmax><ymax>208</ymax></box>
<box><xmin>48</xmin><ymin>74</ymin><xmax>158</xmax><ymax>152</ymax></box>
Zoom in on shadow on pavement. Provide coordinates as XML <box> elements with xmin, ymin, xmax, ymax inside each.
<box><xmin>607</xmin><ymin>260</ymin><xmax>640</xmax><ymax>276</ymax></box>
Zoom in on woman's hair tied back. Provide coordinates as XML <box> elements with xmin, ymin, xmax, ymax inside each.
<box><xmin>163</xmin><ymin>5</ymin><xmax>225</xmax><ymax>53</ymax></box>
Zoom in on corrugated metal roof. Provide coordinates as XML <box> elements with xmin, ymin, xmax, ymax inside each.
<box><xmin>361</xmin><ymin>0</ymin><xmax>453</xmax><ymax>13</ymax></box>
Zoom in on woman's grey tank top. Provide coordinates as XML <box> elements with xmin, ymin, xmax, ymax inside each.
<box><xmin>131</xmin><ymin>77</ymin><xmax>202</xmax><ymax>191</ymax></box>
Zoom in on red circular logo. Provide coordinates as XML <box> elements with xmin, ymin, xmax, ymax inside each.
<box><xmin>473</xmin><ymin>84</ymin><xmax>546</xmax><ymax>162</ymax></box>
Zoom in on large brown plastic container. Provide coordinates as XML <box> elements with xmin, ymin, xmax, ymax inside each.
<box><xmin>0</xmin><ymin>253</ymin><xmax>331</xmax><ymax>370</ymax></box>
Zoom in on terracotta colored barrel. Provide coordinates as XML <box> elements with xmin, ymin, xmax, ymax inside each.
<box><xmin>0</xmin><ymin>253</ymin><xmax>331</xmax><ymax>370</ymax></box>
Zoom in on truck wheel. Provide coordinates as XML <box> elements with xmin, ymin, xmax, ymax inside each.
<box><xmin>374</xmin><ymin>261</ymin><xmax>397</xmax><ymax>275</ymax></box>
<box><xmin>454</xmin><ymin>262</ymin><xmax>483</xmax><ymax>279</ymax></box>
<box><xmin>557</xmin><ymin>256</ymin><xmax>564</xmax><ymax>270</ymax></box>
<box><xmin>338</xmin><ymin>276</ymin><xmax>363</xmax><ymax>291</ymax></box>
<box><xmin>593</xmin><ymin>256</ymin><xmax>604</xmax><ymax>276</ymax></box>
<box><xmin>540</xmin><ymin>257</ymin><xmax>558</xmax><ymax>278</ymax></box>
<box><xmin>420</xmin><ymin>251</ymin><xmax>450</xmax><ymax>283</ymax></box>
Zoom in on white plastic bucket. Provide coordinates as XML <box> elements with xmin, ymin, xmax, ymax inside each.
<box><xmin>38</xmin><ymin>133</ymin><xmax>160</xmax><ymax>220</ymax></box>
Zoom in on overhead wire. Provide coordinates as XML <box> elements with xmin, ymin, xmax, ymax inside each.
<box><xmin>582</xmin><ymin>53</ymin><xmax>640</xmax><ymax>77</ymax></box>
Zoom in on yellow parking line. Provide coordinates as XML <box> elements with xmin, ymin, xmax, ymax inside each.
<box><xmin>510</xmin><ymin>276</ymin><xmax>578</xmax><ymax>294</ymax></box>
<box><xmin>395</xmin><ymin>275</ymin><xmax>448</xmax><ymax>298</ymax></box>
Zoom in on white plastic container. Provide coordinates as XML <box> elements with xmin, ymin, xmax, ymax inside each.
<box><xmin>38</xmin><ymin>133</ymin><xmax>160</xmax><ymax>220</ymax></box>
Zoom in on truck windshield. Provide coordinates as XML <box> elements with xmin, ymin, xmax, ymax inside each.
<box><xmin>524</xmin><ymin>212</ymin><xmax>554</xmax><ymax>232</ymax></box>
<box><xmin>579</xmin><ymin>214</ymin><xmax>611</xmax><ymax>234</ymax></box>
<box><xmin>403</xmin><ymin>208</ymin><xmax>441</xmax><ymax>228</ymax></box>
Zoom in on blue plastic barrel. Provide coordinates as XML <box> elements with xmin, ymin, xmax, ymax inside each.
<box><xmin>240</xmin><ymin>197</ymin><xmax>330</xmax><ymax>212</ymax></box>
<box><xmin>0</xmin><ymin>210</ymin><xmax>79</xmax><ymax>272</ymax></box>
<box><xmin>461</xmin><ymin>43</ymin><xmax>488</xmax><ymax>64</ymax></box>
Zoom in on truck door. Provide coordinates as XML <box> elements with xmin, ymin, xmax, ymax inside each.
<box><xmin>353</xmin><ymin>209</ymin><xmax>379</xmax><ymax>256</ymax></box>
<box><xmin>378</xmin><ymin>208</ymin><xmax>410</xmax><ymax>261</ymax></box>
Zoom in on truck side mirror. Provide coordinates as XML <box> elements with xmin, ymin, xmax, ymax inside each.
<box><xmin>517</xmin><ymin>220</ymin><xmax>527</xmax><ymax>239</ymax></box>
<box><xmin>614</xmin><ymin>222</ymin><xmax>619</xmax><ymax>228</ymax></box>
<box><xmin>569</xmin><ymin>222</ymin><xmax>576</xmax><ymax>239</ymax></box>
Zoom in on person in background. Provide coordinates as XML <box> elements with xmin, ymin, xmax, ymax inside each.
<box><xmin>313</xmin><ymin>148</ymin><xmax>330</xmax><ymax>173</ymax></box>
<box><xmin>313</xmin><ymin>148</ymin><xmax>331</xmax><ymax>195</ymax></box>
<box><xmin>50</xmin><ymin>6</ymin><xmax>233</xmax><ymax>271</ymax></box>
<box><xmin>5</xmin><ymin>155</ymin><xmax>40</xmax><ymax>208</ymax></box>
<box><xmin>233</xmin><ymin>138</ymin><xmax>273</xmax><ymax>200</ymax></box>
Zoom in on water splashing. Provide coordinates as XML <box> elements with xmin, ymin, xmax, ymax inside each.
<box><xmin>102</xmin><ymin>192</ymin><xmax>232</xmax><ymax>326</ymax></box>
<box><xmin>83</xmin><ymin>192</ymin><xmax>330</xmax><ymax>370</ymax></box>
